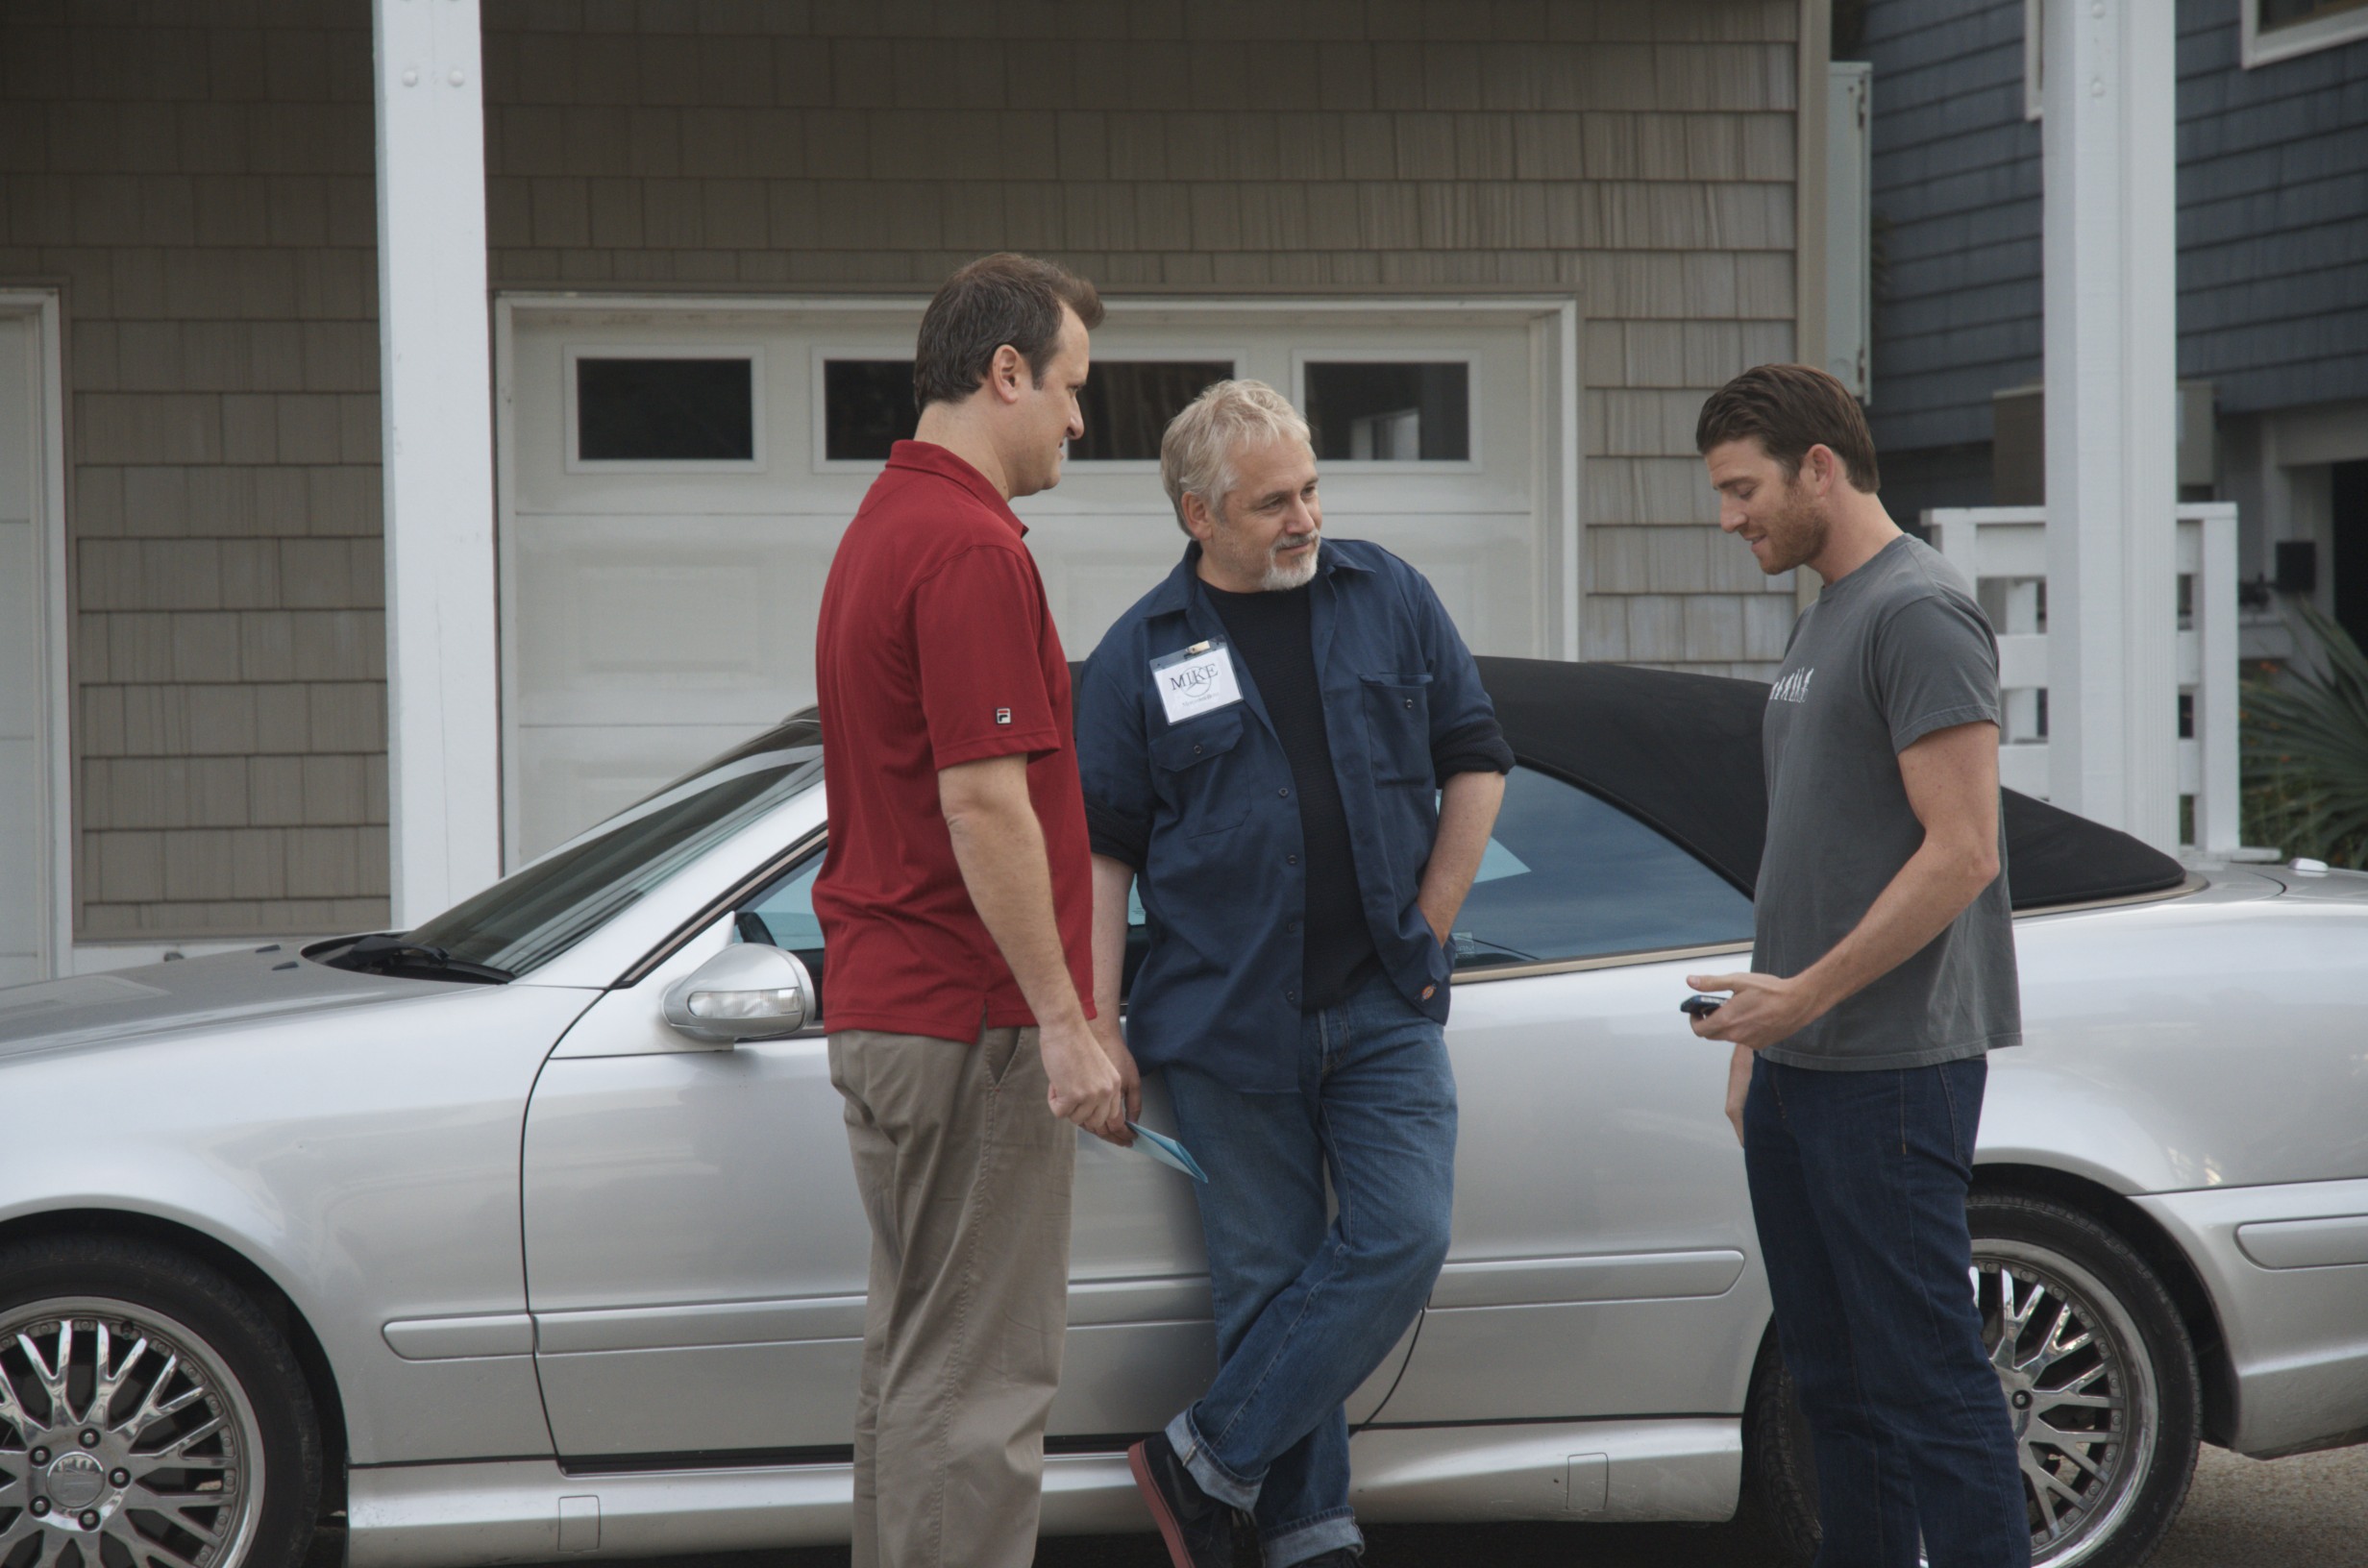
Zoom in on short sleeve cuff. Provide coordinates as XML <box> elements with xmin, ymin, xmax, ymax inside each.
<box><xmin>930</xmin><ymin>726</ymin><xmax>1064</xmax><ymax>771</ymax></box>
<box><xmin>1433</xmin><ymin>720</ymin><xmax>1516</xmax><ymax>778</ymax></box>
<box><xmin>1892</xmin><ymin>704</ymin><xmax>2000</xmax><ymax>752</ymax></box>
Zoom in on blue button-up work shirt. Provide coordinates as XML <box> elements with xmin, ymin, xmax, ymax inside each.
<box><xmin>1075</xmin><ymin>539</ymin><xmax>1506</xmax><ymax>1093</ymax></box>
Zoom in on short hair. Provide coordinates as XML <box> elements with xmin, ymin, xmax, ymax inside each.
<box><xmin>912</xmin><ymin>253</ymin><xmax>1104</xmax><ymax>411</ymax></box>
<box><xmin>1694</xmin><ymin>363</ymin><xmax>1881</xmax><ymax>493</ymax></box>
<box><xmin>1159</xmin><ymin>380</ymin><xmax>1313</xmax><ymax>534</ymax></box>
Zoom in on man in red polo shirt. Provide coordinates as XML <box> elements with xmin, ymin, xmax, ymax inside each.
<box><xmin>813</xmin><ymin>253</ymin><xmax>1131</xmax><ymax>1568</ymax></box>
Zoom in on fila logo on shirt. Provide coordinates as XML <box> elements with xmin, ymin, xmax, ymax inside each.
<box><xmin>994</xmin><ymin>708</ymin><xmax>1012</xmax><ymax>725</ymax></box>
<box><xmin>1770</xmin><ymin>668</ymin><xmax>1815</xmax><ymax>704</ymax></box>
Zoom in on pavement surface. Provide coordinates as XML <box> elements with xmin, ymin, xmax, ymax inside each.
<box><xmin>306</xmin><ymin>1440</ymin><xmax>2368</xmax><ymax>1568</ymax></box>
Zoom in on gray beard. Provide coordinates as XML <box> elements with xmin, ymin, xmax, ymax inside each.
<box><xmin>1261</xmin><ymin>537</ymin><xmax>1320</xmax><ymax>591</ymax></box>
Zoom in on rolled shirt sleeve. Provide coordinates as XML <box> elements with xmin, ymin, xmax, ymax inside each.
<box><xmin>1075</xmin><ymin>639</ymin><xmax>1154</xmax><ymax>870</ymax></box>
<box><xmin>912</xmin><ymin>546</ymin><xmax>1064</xmax><ymax>770</ymax></box>
<box><xmin>1409</xmin><ymin>566</ymin><xmax>1515</xmax><ymax>779</ymax></box>
<box><xmin>1874</xmin><ymin>593</ymin><xmax>2004</xmax><ymax>752</ymax></box>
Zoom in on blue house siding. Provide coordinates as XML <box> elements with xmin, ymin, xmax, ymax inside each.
<box><xmin>2178</xmin><ymin>4</ymin><xmax>2368</xmax><ymax>417</ymax></box>
<box><xmin>1862</xmin><ymin>0</ymin><xmax>2368</xmax><ymax>472</ymax></box>
<box><xmin>1861</xmin><ymin>0</ymin><xmax>2041</xmax><ymax>457</ymax></box>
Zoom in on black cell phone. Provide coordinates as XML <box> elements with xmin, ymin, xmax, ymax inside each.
<box><xmin>1680</xmin><ymin>993</ymin><xmax>1726</xmax><ymax>1019</ymax></box>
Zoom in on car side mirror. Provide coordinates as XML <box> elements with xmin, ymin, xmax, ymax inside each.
<box><xmin>661</xmin><ymin>943</ymin><xmax>816</xmax><ymax>1043</ymax></box>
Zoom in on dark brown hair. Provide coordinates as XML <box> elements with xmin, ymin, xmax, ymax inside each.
<box><xmin>912</xmin><ymin>253</ymin><xmax>1104</xmax><ymax>410</ymax></box>
<box><xmin>1694</xmin><ymin>363</ymin><xmax>1881</xmax><ymax>493</ymax></box>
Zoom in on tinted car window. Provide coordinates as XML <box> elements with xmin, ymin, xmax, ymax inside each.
<box><xmin>402</xmin><ymin>750</ymin><xmax>820</xmax><ymax>977</ymax></box>
<box><xmin>738</xmin><ymin>855</ymin><xmax>827</xmax><ymax>1018</ymax></box>
<box><xmin>749</xmin><ymin>764</ymin><xmax>1752</xmax><ymax>1015</ymax></box>
<box><xmin>1448</xmin><ymin>766</ymin><xmax>1753</xmax><ymax>970</ymax></box>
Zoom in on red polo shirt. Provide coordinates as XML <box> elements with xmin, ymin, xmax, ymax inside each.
<box><xmin>812</xmin><ymin>440</ymin><xmax>1096</xmax><ymax>1041</ymax></box>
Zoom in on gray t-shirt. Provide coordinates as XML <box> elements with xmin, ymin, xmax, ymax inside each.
<box><xmin>1755</xmin><ymin>533</ymin><xmax>2021</xmax><ymax>1070</ymax></box>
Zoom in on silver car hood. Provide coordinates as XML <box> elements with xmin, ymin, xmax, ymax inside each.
<box><xmin>0</xmin><ymin>946</ymin><xmax>506</xmax><ymax>1062</ymax></box>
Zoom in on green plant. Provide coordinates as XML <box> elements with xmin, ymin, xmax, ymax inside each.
<box><xmin>2240</xmin><ymin>602</ymin><xmax>2368</xmax><ymax>870</ymax></box>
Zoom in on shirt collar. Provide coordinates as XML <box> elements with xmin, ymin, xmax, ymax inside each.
<box><xmin>1142</xmin><ymin>537</ymin><xmax>1371</xmax><ymax>617</ymax></box>
<box><xmin>885</xmin><ymin>439</ymin><xmax>1026</xmax><ymax>537</ymax></box>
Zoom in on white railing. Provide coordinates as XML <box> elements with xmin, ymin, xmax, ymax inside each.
<box><xmin>1922</xmin><ymin>504</ymin><xmax>2240</xmax><ymax>854</ymax></box>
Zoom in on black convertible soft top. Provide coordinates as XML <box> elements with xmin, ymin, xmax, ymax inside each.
<box><xmin>1476</xmin><ymin>656</ymin><xmax>2189</xmax><ymax>911</ymax></box>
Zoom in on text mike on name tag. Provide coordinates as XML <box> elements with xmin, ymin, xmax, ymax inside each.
<box><xmin>1150</xmin><ymin>640</ymin><xmax>1245</xmax><ymax>726</ymax></box>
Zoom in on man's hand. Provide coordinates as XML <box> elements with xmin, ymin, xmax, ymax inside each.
<box><xmin>1685</xmin><ymin>969</ymin><xmax>1825</xmax><ymax>1052</ymax></box>
<box><xmin>1723</xmin><ymin>1043</ymin><xmax>1753</xmax><ymax>1147</ymax></box>
<box><xmin>1084</xmin><ymin>854</ymin><xmax>1141</xmax><ymax>1146</ymax></box>
<box><xmin>939</xmin><ymin>753</ymin><xmax>1122</xmax><ymax>1139</ymax></box>
<box><xmin>1040</xmin><ymin>1013</ymin><xmax>1126</xmax><ymax>1140</ymax></box>
<box><xmin>1087</xmin><ymin>1014</ymin><xmax>1141</xmax><ymax>1145</ymax></box>
<box><xmin>1418</xmin><ymin>770</ymin><xmax>1507</xmax><ymax>948</ymax></box>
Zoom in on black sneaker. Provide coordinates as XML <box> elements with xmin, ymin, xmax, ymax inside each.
<box><xmin>1290</xmin><ymin>1551</ymin><xmax>1362</xmax><ymax>1567</ymax></box>
<box><xmin>1127</xmin><ymin>1430</ymin><xmax>1235</xmax><ymax>1568</ymax></box>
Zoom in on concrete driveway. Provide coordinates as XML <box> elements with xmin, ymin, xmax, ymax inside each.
<box><xmin>309</xmin><ymin>1442</ymin><xmax>2368</xmax><ymax>1568</ymax></box>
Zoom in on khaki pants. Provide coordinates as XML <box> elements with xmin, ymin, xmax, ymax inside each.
<box><xmin>827</xmin><ymin>1024</ymin><xmax>1076</xmax><ymax>1568</ymax></box>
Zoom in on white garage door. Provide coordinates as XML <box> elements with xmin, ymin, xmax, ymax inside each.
<box><xmin>498</xmin><ymin>297</ymin><xmax>1576</xmax><ymax>866</ymax></box>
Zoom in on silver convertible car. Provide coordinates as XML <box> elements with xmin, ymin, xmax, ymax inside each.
<box><xmin>2</xmin><ymin>659</ymin><xmax>2364</xmax><ymax>1568</ymax></box>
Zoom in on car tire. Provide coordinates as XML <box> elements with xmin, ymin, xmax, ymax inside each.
<box><xmin>1742</xmin><ymin>1192</ymin><xmax>2202</xmax><ymax>1568</ymax></box>
<box><xmin>1739</xmin><ymin>1334</ymin><xmax>1820</xmax><ymax>1567</ymax></box>
<box><xmin>0</xmin><ymin>1233</ymin><xmax>323</xmax><ymax>1568</ymax></box>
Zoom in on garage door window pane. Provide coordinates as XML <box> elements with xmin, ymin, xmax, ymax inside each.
<box><xmin>1451</xmin><ymin>766</ymin><xmax>1753</xmax><ymax>970</ymax></box>
<box><xmin>825</xmin><ymin>358</ymin><xmax>1233</xmax><ymax>463</ymax></box>
<box><xmin>577</xmin><ymin>357</ymin><xmax>754</xmax><ymax>461</ymax></box>
<box><xmin>1072</xmin><ymin>362</ymin><xmax>1234</xmax><ymax>460</ymax></box>
<box><xmin>824</xmin><ymin>360</ymin><xmax>918</xmax><ymax>461</ymax></box>
<box><xmin>1304</xmin><ymin>361</ymin><xmax>1469</xmax><ymax>461</ymax></box>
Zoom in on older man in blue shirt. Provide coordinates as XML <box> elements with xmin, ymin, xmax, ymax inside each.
<box><xmin>1077</xmin><ymin>380</ymin><xmax>1510</xmax><ymax>1568</ymax></box>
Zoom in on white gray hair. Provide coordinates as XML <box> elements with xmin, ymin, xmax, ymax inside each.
<box><xmin>1159</xmin><ymin>379</ymin><xmax>1313</xmax><ymax>535</ymax></box>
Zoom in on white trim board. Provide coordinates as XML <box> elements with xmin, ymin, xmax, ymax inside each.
<box><xmin>0</xmin><ymin>293</ymin><xmax>71</xmax><ymax>980</ymax></box>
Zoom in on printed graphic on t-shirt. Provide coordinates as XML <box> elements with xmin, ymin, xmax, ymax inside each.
<box><xmin>1770</xmin><ymin>667</ymin><xmax>1815</xmax><ymax>704</ymax></box>
<box><xmin>995</xmin><ymin>707</ymin><xmax>1012</xmax><ymax>724</ymax></box>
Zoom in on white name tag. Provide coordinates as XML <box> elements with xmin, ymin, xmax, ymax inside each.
<box><xmin>1150</xmin><ymin>640</ymin><xmax>1244</xmax><ymax>726</ymax></box>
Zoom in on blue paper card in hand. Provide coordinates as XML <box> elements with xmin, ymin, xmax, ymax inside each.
<box><xmin>1126</xmin><ymin>1122</ymin><xmax>1210</xmax><ymax>1183</ymax></box>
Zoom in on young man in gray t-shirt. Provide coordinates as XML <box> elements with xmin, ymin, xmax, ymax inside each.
<box><xmin>1690</xmin><ymin>365</ymin><xmax>2029</xmax><ymax>1568</ymax></box>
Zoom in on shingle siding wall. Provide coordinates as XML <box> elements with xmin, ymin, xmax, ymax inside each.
<box><xmin>0</xmin><ymin>1</ymin><xmax>390</xmax><ymax>942</ymax></box>
<box><xmin>478</xmin><ymin>0</ymin><xmax>1809</xmax><ymax>675</ymax></box>
<box><xmin>1863</xmin><ymin>0</ymin><xmax>2368</xmax><ymax>463</ymax></box>
<box><xmin>2</xmin><ymin>0</ymin><xmax>1811</xmax><ymax>942</ymax></box>
<box><xmin>2177</xmin><ymin>2</ymin><xmax>2368</xmax><ymax>416</ymax></box>
<box><xmin>1861</xmin><ymin>0</ymin><xmax>2039</xmax><ymax>457</ymax></box>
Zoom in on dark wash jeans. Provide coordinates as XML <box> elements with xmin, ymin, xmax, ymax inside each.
<box><xmin>1161</xmin><ymin>972</ymin><xmax>1457</xmax><ymax>1568</ymax></box>
<box><xmin>1744</xmin><ymin>1053</ymin><xmax>2029</xmax><ymax>1568</ymax></box>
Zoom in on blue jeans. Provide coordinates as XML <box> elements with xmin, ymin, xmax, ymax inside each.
<box><xmin>1744</xmin><ymin>1054</ymin><xmax>2029</xmax><ymax>1568</ymax></box>
<box><xmin>1161</xmin><ymin>973</ymin><xmax>1457</xmax><ymax>1568</ymax></box>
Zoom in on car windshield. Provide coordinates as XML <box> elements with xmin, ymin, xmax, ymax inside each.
<box><xmin>401</xmin><ymin>747</ymin><xmax>821</xmax><ymax>977</ymax></box>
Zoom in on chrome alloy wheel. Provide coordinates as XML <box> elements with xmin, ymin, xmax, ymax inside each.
<box><xmin>1976</xmin><ymin>1241</ymin><xmax>2159</xmax><ymax>1567</ymax></box>
<box><xmin>0</xmin><ymin>1299</ymin><xmax>264</xmax><ymax>1568</ymax></box>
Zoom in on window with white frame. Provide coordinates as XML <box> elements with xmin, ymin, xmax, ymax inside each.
<box><xmin>1296</xmin><ymin>357</ymin><xmax>1474</xmax><ymax>463</ymax></box>
<box><xmin>565</xmin><ymin>346</ymin><xmax>764</xmax><ymax>472</ymax></box>
<box><xmin>2245</xmin><ymin>0</ymin><xmax>2368</xmax><ymax>65</ymax></box>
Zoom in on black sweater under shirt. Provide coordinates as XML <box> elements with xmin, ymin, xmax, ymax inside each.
<box><xmin>1200</xmin><ymin>581</ymin><xmax>1381</xmax><ymax>1012</ymax></box>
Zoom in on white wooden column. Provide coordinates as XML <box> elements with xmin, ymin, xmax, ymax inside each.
<box><xmin>2041</xmin><ymin>0</ymin><xmax>2181</xmax><ymax>849</ymax></box>
<box><xmin>373</xmin><ymin>0</ymin><xmax>501</xmax><ymax>923</ymax></box>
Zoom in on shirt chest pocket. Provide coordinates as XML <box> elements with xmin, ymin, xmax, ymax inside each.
<box><xmin>1151</xmin><ymin>709</ymin><xmax>1253</xmax><ymax>839</ymax></box>
<box><xmin>1361</xmin><ymin>673</ymin><xmax>1433</xmax><ymax>785</ymax></box>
